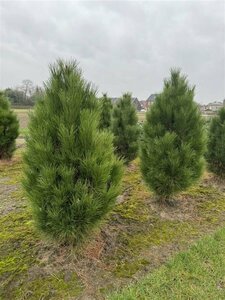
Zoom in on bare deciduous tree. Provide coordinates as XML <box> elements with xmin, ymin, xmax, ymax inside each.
<box><xmin>20</xmin><ymin>79</ymin><xmax>34</xmax><ymax>99</ymax></box>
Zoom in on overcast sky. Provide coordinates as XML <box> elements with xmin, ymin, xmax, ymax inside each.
<box><xmin>0</xmin><ymin>1</ymin><xmax>224</xmax><ymax>103</ymax></box>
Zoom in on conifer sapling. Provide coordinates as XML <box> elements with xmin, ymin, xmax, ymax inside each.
<box><xmin>23</xmin><ymin>60</ymin><xmax>123</xmax><ymax>245</ymax></box>
<box><xmin>112</xmin><ymin>93</ymin><xmax>140</xmax><ymax>163</ymax></box>
<box><xmin>140</xmin><ymin>69</ymin><xmax>205</xmax><ymax>202</ymax></box>
<box><xmin>0</xmin><ymin>92</ymin><xmax>19</xmax><ymax>159</ymax></box>
<box><xmin>207</xmin><ymin>107</ymin><xmax>225</xmax><ymax>177</ymax></box>
<box><xmin>99</xmin><ymin>93</ymin><xmax>113</xmax><ymax>130</ymax></box>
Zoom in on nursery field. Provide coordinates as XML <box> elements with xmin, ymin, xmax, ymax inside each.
<box><xmin>14</xmin><ymin>109</ymin><xmax>147</xmax><ymax>132</ymax></box>
<box><xmin>1</xmin><ymin>147</ymin><xmax>225</xmax><ymax>299</ymax></box>
<box><xmin>13</xmin><ymin>108</ymin><xmax>30</xmax><ymax>137</ymax></box>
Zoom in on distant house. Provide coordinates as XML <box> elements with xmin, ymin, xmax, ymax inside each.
<box><xmin>147</xmin><ymin>94</ymin><xmax>158</xmax><ymax>102</ymax></box>
<box><xmin>197</xmin><ymin>99</ymin><xmax>225</xmax><ymax>115</ymax></box>
<box><xmin>146</xmin><ymin>94</ymin><xmax>158</xmax><ymax>109</ymax></box>
<box><xmin>139</xmin><ymin>100</ymin><xmax>147</xmax><ymax>110</ymax></box>
<box><xmin>197</xmin><ymin>104</ymin><xmax>207</xmax><ymax>114</ymax></box>
<box><xmin>206</xmin><ymin>101</ymin><xmax>224</xmax><ymax>112</ymax></box>
<box><xmin>110</xmin><ymin>97</ymin><xmax>141</xmax><ymax>111</ymax></box>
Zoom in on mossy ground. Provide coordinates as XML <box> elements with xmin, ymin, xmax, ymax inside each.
<box><xmin>0</xmin><ymin>153</ymin><xmax>83</xmax><ymax>299</ymax></box>
<box><xmin>1</xmin><ymin>152</ymin><xmax>225</xmax><ymax>299</ymax></box>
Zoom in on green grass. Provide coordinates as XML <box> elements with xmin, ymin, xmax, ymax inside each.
<box><xmin>19</xmin><ymin>127</ymin><xmax>28</xmax><ymax>136</ymax></box>
<box><xmin>12</xmin><ymin>108</ymin><xmax>30</xmax><ymax>137</ymax></box>
<box><xmin>109</xmin><ymin>227</ymin><xmax>225</xmax><ymax>300</ymax></box>
<box><xmin>13</xmin><ymin>108</ymin><xmax>30</xmax><ymax>130</ymax></box>
<box><xmin>137</xmin><ymin>111</ymin><xmax>146</xmax><ymax>122</ymax></box>
<box><xmin>13</xmin><ymin>108</ymin><xmax>32</xmax><ymax>112</ymax></box>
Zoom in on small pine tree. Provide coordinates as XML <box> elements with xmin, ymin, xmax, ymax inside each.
<box><xmin>23</xmin><ymin>60</ymin><xmax>123</xmax><ymax>245</ymax></box>
<box><xmin>207</xmin><ymin>107</ymin><xmax>225</xmax><ymax>176</ymax></box>
<box><xmin>140</xmin><ymin>69</ymin><xmax>205</xmax><ymax>201</ymax></box>
<box><xmin>0</xmin><ymin>92</ymin><xmax>19</xmax><ymax>159</ymax></box>
<box><xmin>112</xmin><ymin>93</ymin><xmax>140</xmax><ymax>163</ymax></box>
<box><xmin>99</xmin><ymin>93</ymin><xmax>113</xmax><ymax>130</ymax></box>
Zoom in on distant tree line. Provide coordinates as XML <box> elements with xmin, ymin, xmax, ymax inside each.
<box><xmin>3</xmin><ymin>79</ymin><xmax>44</xmax><ymax>106</ymax></box>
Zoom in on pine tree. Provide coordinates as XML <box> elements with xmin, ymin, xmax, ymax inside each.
<box><xmin>99</xmin><ymin>93</ymin><xmax>113</xmax><ymax>130</ymax></box>
<box><xmin>207</xmin><ymin>107</ymin><xmax>225</xmax><ymax>176</ymax></box>
<box><xmin>140</xmin><ymin>69</ymin><xmax>205</xmax><ymax>201</ymax></box>
<box><xmin>23</xmin><ymin>60</ymin><xmax>123</xmax><ymax>245</ymax></box>
<box><xmin>112</xmin><ymin>93</ymin><xmax>140</xmax><ymax>163</ymax></box>
<box><xmin>0</xmin><ymin>92</ymin><xmax>19</xmax><ymax>159</ymax></box>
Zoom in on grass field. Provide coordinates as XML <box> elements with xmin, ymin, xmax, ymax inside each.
<box><xmin>13</xmin><ymin>108</ymin><xmax>30</xmax><ymax>137</ymax></box>
<box><xmin>109</xmin><ymin>226</ymin><xmax>225</xmax><ymax>299</ymax></box>
<box><xmin>1</xmin><ymin>147</ymin><xmax>225</xmax><ymax>299</ymax></box>
<box><xmin>137</xmin><ymin>111</ymin><xmax>146</xmax><ymax>122</ymax></box>
<box><xmin>13</xmin><ymin>108</ymin><xmax>212</xmax><ymax>131</ymax></box>
<box><xmin>14</xmin><ymin>109</ymin><xmax>147</xmax><ymax>126</ymax></box>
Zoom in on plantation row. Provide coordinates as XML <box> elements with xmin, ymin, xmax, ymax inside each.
<box><xmin>0</xmin><ymin>59</ymin><xmax>224</xmax><ymax>246</ymax></box>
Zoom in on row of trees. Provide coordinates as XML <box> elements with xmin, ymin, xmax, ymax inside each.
<box><xmin>99</xmin><ymin>70</ymin><xmax>206</xmax><ymax>201</ymax></box>
<box><xmin>1</xmin><ymin>59</ymin><xmax>225</xmax><ymax>246</ymax></box>
<box><xmin>3</xmin><ymin>80</ymin><xmax>44</xmax><ymax>106</ymax></box>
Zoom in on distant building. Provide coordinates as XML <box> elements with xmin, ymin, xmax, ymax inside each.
<box><xmin>139</xmin><ymin>100</ymin><xmax>148</xmax><ymax>110</ymax></box>
<box><xmin>137</xmin><ymin>94</ymin><xmax>158</xmax><ymax>111</ymax></box>
<box><xmin>146</xmin><ymin>94</ymin><xmax>158</xmax><ymax>109</ymax></box>
<box><xmin>206</xmin><ymin>101</ymin><xmax>224</xmax><ymax>112</ymax></box>
<box><xmin>146</xmin><ymin>94</ymin><xmax>158</xmax><ymax>102</ymax></box>
<box><xmin>197</xmin><ymin>99</ymin><xmax>225</xmax><ymax>115</ymax></box>
<box><xmin>110</xmin><ymin>97</ymin><xmax>141</xmax><ymax>111</ymax></box>
<box><xmin>198</xmin><ymin>104</ymin><xmax>207</xmax><ymax>114</ymax></box>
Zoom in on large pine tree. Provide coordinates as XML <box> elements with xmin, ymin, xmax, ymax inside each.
<box><xmin>141</xmin><ymin>69</ymin><xmax>205</xmax><ymax>201</ymax></box>
<box><xmin>112</xmin><ymin>93</ymin><xmax>140</xmax><ymax>163</ymax></box>
<box><xmin>99</xmin><ymin>93</ymin><xmax>113</xmax><ymax>130</ymax></box>
<box><xmin>0</xmin><ymin>92</ymin><xmax>19</xmax><ymax>159</ymax></box>
<box><xmin>207</xmin><ymin>107</ymin><xmax>225</xmax><ymax>176</ymax></box>
<box><xmin>23</xmin><ymin>60</ymin><xmax>123</xmax><ymax>245</ymax></box>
